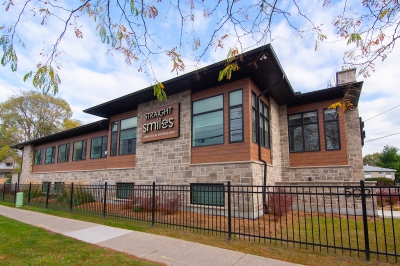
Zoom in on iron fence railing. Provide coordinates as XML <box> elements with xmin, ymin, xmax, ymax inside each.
<box><xmin>1</xmin><ymin>180</ymin><xmax>399</xmax><ymax>263</ymax></box>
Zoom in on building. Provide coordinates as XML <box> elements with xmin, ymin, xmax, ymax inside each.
<box><xmin>0</xmin><ymin>156</ymin><xmax>18</xmax><ymax>179</ymax></box>
<box><xmin>13</xmin><ymin>44</ymin><xmax>364</xmax><ymax>191</ymax></box>
<box><xmin>364</xmin><ymin>165</ymin><xmax>397</xmax><ymax>180</ymax></box>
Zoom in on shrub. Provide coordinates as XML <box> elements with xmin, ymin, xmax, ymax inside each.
<box><xmin>376</xmin><ymin>188</ymin><xmax>399</xmax><ymax>207</ymax></box>
<box><xmin>268</xmin><ymin>189</ymin><xmax>293</xmax><ymax>221</ymax></box>
<box><xmin>23</xmin><ymin>187</ymin><xmax>45</xmax><ymax>199</ymax></box>
<box><xmin>158</xmin><ymin>193</ymin><xmax>184</xmax><ymax>214</ymax></box>
<box><xmin>56</xmin><ymin>188</ymin><xmax>95</xmax><ymax>206</ymax></box>
<box><xmin>367</xmin><ymin>177</ymin><xmax>394</xmax><ymax>186</ymax></box>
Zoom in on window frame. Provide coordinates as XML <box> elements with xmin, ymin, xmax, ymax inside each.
<box><xmin>323</xmin><ymin>108</ymin><xmax>341</xmax><ymax>151</ymax></box>
<box><xmin>116</xmin><ymin>182</ymin><xmax>135</xmax><ymax>199</ymax></box>
<box><xmin>72</xmin><ymin>140</ymin><xmax>87</xmax><ymax>161</ymax></box>
<box><xmin>251</xmin><ymin>92</ymin><xmax>270</xmax><ymax>148</ymax></box>
<box><xmin>34</xmin><ymin>149</ymin><xmax>43</xmax><ymax>165</ymax></box>
<box><xmin>90</xmin><ymin>136</ymin><xmax>108</xmax><ymax>159</ymax></box>
<box><xmin>228</xmin><ymin>89</ymin><xmax>244</xmax><ymax>143</ymax></box>
<box><xmin>42</xmin><ymin>182</ymin><xmax>50</xmax><ymax>193</ymax></box>
<box><xmin>54</xmin><ymin>182</ymin><xmax>64</xmax><ymax>194</ymax></box>
<box><xmin>44</xmin><ymin>146</ymin><xmax>56</xmax><ymax>164</ymax></box>
<box><xmin>288</xmin><ymin>110</ymin><xmax>321</xmax><ymax>153</ymax></box>
<box><xmin>190</xmin><ymin>183</ymin><xmax>225</xmax><ymax>207</ymax></box>
<box><xmin>57</xmin><ymin>143</ymin><xmax>70</xmax><ymax>163</ymax></box>
<box><xmin>192</xmin><ymin>94</ymin><xmax>224</xmax><ymax>147</ymax></box>
<box><xmin>119</xmin><ymin>117</ymin><xmax>137</xmax><ymax>155</ymax></box>
<box><xmin>110</xmin><ymin>121</ymin><xmax>118</xmax><ymax>156</ymax></box>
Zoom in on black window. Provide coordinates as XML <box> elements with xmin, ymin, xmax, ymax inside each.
<box><xmin>57</xmin><ymin>143</ymin><xmax>70</xmax><ymax>163</ymax></box>
<box><xmin>34</xmin><ymin>149</ymin><xmax>43</xmax><ymax>165</ymax></box>
<box><xmin>42</xmin><ymin>182</ymin><xmax>50</xmax><ymax>193</ymax></box>
<box><xmin>252</xmin><ymin>92</ymin><xmax>270</xmax><ymax>148</ymax></box>
<box><xmin>45</xmin><ymin>146</ymin><xmax>56</xmax><ymax>164</ymax></box>
<box><xmin>324</xmin><ymin>109</ymin><xmax>340</xmax><ymax>150</ymax></box>
<box><xmin>55</xmin><ymin>182</ymin><xmax>64</xmax><ymax>194</ymax></box>
<box><xmin>119</xmin><ymin>117</ymin><xmax>137</xmax><ymax>155</ymax></box>
<box><xmin>192</xmin><ymin>95</ymin><xmax>224</xmax><ymax>147</ymax></box>
<box><xmin>91</xmin><ymin>136</ymin><xmax>108</xmax><ymax>159</ymax></box>
<box><xmin>229</xmin><ymin>89</ymin><xmax>243</xmax><ymax>142</ymax></box>
<box><xmin>72</xmin><ymin>140</ymin><xmax>87</xmax><ymax>161</ymax></box>
<box><xmin>190</xmin><ymin>183</ymin><xmax>224</xmax><ymax>206</ymax></box>
<box><xmin>110</xmin><ymin>121</ymin><xmax>118</xmax><ymax>156</ymax></box>
<box><xmin>116</xmin><ymin>183</ymin><xmax>135</xmax><ymax>199</ymax></box>
<box><xmin>288</xmin><ymin>111</ymin><xmax>320</xmax><ymax>152</ymax></box>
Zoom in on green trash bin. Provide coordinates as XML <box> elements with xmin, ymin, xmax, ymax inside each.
<box><xmin>16</xmin><ymin>192</ymin><xmax>24</xmax><ymax>207</ymax></box>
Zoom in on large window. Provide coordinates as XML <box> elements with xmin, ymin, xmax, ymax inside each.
<box><xmin>57</xmin><ymin>143</ymin><xmax>70</xmax><ymax>163</ymax></box>
<box><xmin>45</xmin><ymin>146</ymin><xmax>56</xmax><ymax>164</ymax></box>
<box><xmin>324</xmin><ymin>109</ymin><xmax>340</xmax><ymax>150</ymax></box>
<box><xmin>119</xmin><ymin>117</ymin><xmax>137</xmax><ymax>155</ymax></box>
<box><xmin>34</xmin><ymin>149</ymin><xmax>43</xmax><ymax>165</ymax></box>
<box><xmin>190</xmin><ymin>183</ymin><xmax>224</xmax><ymax>206</ymax></box>
<box><xmin>72</xmin><ymin>140</ymin><xmax>87</xmax><ymax>161</ymax></box>
<box><xmin>116</xmin><ymin>183</ymin><xmax>135</xmax><ymax>199</ymax></box>
<box><xmin>288</xmin><ymin>111</ymin><xmax>320</xmax><ymax>152</ymax></box>
<box><xmin>110</xmin><ymin>121</ymin><xmax>118</xmax><ymax>156</ymax></box>
<box><xmin>229</xmin><ymin>90</ymin><xmax>243</xmax><ymax>142</ymax></box>
<box><xmin>55</xmin><ymin>182</ymin><xmax>64</xmax><ymax>194</ymax></box>
<box><xmin>42</xmin><ymin>182</ymin><xmax>50</xmax><ymax>193</ymax></box>
<box><xmin>192</xmin><ymin>95</ymin><xmax>224</xmax><ymax>147</ymax></box>
<box><xmin>91</xmin><ymin>136</ymin><xmax>108</xmax><ymax>159</ymax></box>
<box><xmin>252</xmin><ymin>93</ymin><xmax>270</xmax><ymax>148</ymax></box>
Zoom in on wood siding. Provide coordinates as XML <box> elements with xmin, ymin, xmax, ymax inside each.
<box><xmin>32</xmin><ymin>110</ymin><xmax>138</xmax><ymax>173</ymax></box>
<box><xmin>287</xmin><ymin>99</ymin><xmax>349</xmax><ymax>167</ymax></box>
<box><xmin>191</xmin><ymin>78</ymin><xmax>271</xmax><ymax>164</ymax></box>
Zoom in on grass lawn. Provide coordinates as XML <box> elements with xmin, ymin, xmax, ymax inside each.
<box><xmin>0</xmin><ymin>213</ymin><xmax>161</xmax><ymax>266</ymax></box>
<box><xmin>1</xmin><ymin>201</ymin><xmax>398</xmax><ymax>266</ymax></box>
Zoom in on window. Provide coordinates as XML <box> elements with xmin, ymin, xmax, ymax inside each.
<box><xmin>229</xmin><ymin>90</ymin><xmax>243</xmax><ymax>142</ymax></box>
<box><xmin>324</xmin><ymin>109</ymin><xmax>340</xmax><ymax>150</ymax></box>
<box><xmin>72</xmin><ymin>140</ymin><xmax>87</xmax><ymax>161</ymax></box>
<box><xmin>42</xmin><ymin>182</ymin><xmax>50</xmax><ymax>193</ymax></box>
<box><xmin>57</xmin><ymin>143</ymin><xmax>70</xmax><ymax>163</ymax></box>
<box><xmin>379</xmin><ymin>171</ymin><xmax>382</xmax><ymax>175</ymax></box>
<box><xmin>119</xmin><ymin>117</ymin><xmax>137</xmax><ymax>155</ymax></box>
<box><xmin>288</xmin><ymin>111</ymin><xmax>320</xmax><ymax>152</ymax></box>
<box><xmin>110</xmin><ymin>121</ymin><xmax>118</xmax><ymax>156</ymax></box>
<box><xmin>116</xmin><ymin>183</ymin><xmax>135</xmax><ymax>199</ymax></box>
<box><xmin>192</xmin><ymin>95</ymin><xmax>224</xmax><ymax>147</ymax></box>
<box><xmin>55</xmin><ymin>182</ymin><xmax>64</xmax><ymax>194</ymax></box>
<box><xmin>34</xmin><ymin>149</ymin><xmax>43</xmax><ymax>165</ymax></box>
<box><xmin>45</xmin><ymin>146</ymin><xmax>56</xmax><ymax>164</ymax></box>
<box><xmin>190</xmin><ymin>183</ymin><xmax>224</xmax><ymax>206</ymax></box>
<box><xmin>365</xmin><ymin>172</ymin><xmax>371</xmax><ymax>175</ymax></box>
<box><xmin>91</xmin><ymin>136</ymin><xmax>108</xmax><ymax>159</ymax></box>
<box><xmin>386</xmin><ymin>172</ymin><xmax>391</xmax><ymax>175</ymax></box>
<box><xmin>252</xmin><ymin>93</ymin><xmax>270</xmax><ymax>148</ymax></box>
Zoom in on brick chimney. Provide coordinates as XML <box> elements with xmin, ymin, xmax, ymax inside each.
<box><xmin>336</xmin><ymin>68</ymin><xmax>356</xmax><ymax>86</ymax></box>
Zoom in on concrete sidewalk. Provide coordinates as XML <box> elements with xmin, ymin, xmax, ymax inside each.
<box><xmin>0</xmin><ymin>205</ymin><xmax>302</xmax><ymax>266</ymax></box>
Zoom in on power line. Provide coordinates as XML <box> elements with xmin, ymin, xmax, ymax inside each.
<box><xmin>366</xmin><ymin>126</ymin><xmax>400</xmax><ymax>139</ymax></box>
<box><xmin>364</xmin><ymin>132</ymin><xmax>400</xmax><ymax>142</ymax></box>
<box><xmin>364</xmin><ymin>105</ymin><xmax>400</xmax><ymax>122</ymax></box>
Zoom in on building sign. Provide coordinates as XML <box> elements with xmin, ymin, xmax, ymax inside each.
<box><xmin>141</xmin><ymin>103</ymin><xmax>180</xmax><ymax>143</ymax></box>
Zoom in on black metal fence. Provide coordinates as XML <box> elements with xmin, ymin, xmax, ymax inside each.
<box><xmin>1</xmin><ymin>180</ymin><xmax>399</xmax><ymax>263</ymax></box>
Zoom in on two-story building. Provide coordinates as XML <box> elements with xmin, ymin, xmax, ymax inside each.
<box><xmin>13</xmin><ymin>44</ymin><xmax>364</xmax><ymax>191</ymax></box>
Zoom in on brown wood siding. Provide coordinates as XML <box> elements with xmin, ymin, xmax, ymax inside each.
<box><xmin>287</xmin><ymin>99</ymin><xmax>349</xmax><ymax>167</ymax></box>
<box><xmin>191</xmin><ymin>79</ymin><xmax>253</xmax><ymax>164</ymax></box>
<box><xmin>33</xmin><ymin>110</ymin><xmax>138</xmax><ymax>173</ymax></box>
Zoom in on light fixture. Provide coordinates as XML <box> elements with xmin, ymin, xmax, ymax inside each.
<box><xmin>259</xmin><ymin>54</ymin><xmax>267</xmax><ymax>61</ymax></box>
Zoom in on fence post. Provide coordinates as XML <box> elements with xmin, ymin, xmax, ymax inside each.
<box><xmin>2</xmin><ymin>183</ymin><xmax>5</xmax><ymax>201</ymax></box>
<box><xmin>103</xmin><ymin>182</ymin><xmax>108</xmax><ymax>218</ymax></box>
<box><xmin>152</xmin><ymin>181</ymin><xmax>156</xmax><ymax>227</ymax></box>
<box><xmin>45</xmin><ymin>182</ymin><xmax>50</xmax><ymax>209</ymax></box>
<box><xmin>227</xmin><ymin>181</ymin><xmax>232</xmax><ymax>241</ymax></box>
<box><xmin>360</xmin><ymin>180</ymin><xmax>371</xmax><ymax>261</ymax></box>
<box><xmin>28</xmin><ymin>182</ymin><xmax>32</xmax><ymax>204</ymax></box>
<box><xmin>69</xmin><ymin>183</ymin><xmax>74</xmax><ymax>213</ymax></box>
<box><xmin>14</xmin><ymin>182</ymin><xmax>18</xmax><ymax>204</ymax></box>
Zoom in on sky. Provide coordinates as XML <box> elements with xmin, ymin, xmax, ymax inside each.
<box><xmin>0</xmin><ymin>0</ymin><xmax>399</xmax><ymax>157</ymax></box>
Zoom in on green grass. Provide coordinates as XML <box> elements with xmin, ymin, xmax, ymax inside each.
<box><xmin>1</xmin><ymin>201</ymin><xmax>399</xmax><ymax>265</ymax></box>
<box><xmin>0</xmin><ymin>214</ymin><xmax>161</xmax><ymax>266</ymax></box>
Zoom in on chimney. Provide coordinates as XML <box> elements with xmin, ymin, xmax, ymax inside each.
<box><xmin>336</xmin><ymin>68</ymin><xmax>356</xmax><ymax>86</ymax></box>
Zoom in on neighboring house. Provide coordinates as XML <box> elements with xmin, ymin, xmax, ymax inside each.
<box><xmin>0</xmin><ymin>156</ymin><xmax>17</xmax><ymax>178</ymax></box>
<box><xmin>12</xmin><ymin>44</ymin><xmax>365</xmax><ymax>193</ymax></box>
<box><xmin>364</xmin><ymin>165</ymin><xmax>397</xmax><ymax>180</ymax></box>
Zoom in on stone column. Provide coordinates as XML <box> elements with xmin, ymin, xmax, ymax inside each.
<box><xmin>20</xmin><ymin>144</ymin><xmax>34</xmax><ymax>183</ymax></box>
<box><xmin>345</xmin><ymin>107</ymin><xmax>364</xmax><ymax>180</ymax></box>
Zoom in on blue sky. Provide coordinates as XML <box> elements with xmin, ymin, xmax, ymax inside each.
<box><xmin>0</xmin><ymin>0</ymin><xmax>399</xmax><ymax>157</ymax></box>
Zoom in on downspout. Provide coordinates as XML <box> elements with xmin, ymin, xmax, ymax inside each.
<box><xmin>257</xmin><ymin>74</ymin><xmax>285</xmax><ymax>214</ymax></box>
